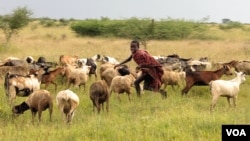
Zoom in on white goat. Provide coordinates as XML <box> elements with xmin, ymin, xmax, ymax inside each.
<box><xmin>77</xmin><ymin>54</ymin><xmax>101</xmax><ymax>66</ymax></box>
<box><xmin>4</xmin><ymin>68</ymin><xmax>44</xmax><ymax>106</ymax></box>
<box><xmin>101</xmin><ymin>55</ymin><xmax>120</xmax><ymax>65</ymax></box>
<box><xmin>56</xmin><ymin>89</ymin><xmax>79</xmax><ymax>124</ymax></box>
<box><xmin>77</xmin><ymin>55</ymin><xmax>100</xmax><ymax>80</ymax></box>
<box><xmin>209</xmin><ymin>71</ymin><xmax>246</xmax><ymax>112</ymax></box>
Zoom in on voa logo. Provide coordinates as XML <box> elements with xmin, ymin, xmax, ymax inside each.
<box><xmin>226</xmin><ymin>129</ymin><xmax>246</xmax><ymax>136</ymax></box>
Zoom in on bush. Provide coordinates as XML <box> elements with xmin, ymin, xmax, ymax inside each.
<box><xmin>70</xmin><ymin>18</ymin><xmax>209</xmax><ymax>41</ymax></box>
<box><xmin>219</xmin><ymin>21</ymin><xmax>243</xmax><ymax>30</ymax></box>
<box><xmin>71</xmin><ymin>20</ymin><xmax>102</xmax><ymax>36</ymax></box>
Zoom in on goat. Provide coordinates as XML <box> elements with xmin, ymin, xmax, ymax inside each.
<box><xmin>209</xmin><ymin>71</ymin><xmax>246</xmax><ymax>112</ymax></box>
<box><xmin>25</xmin><ymin>56</ymin><xmax>35</xmax><ymax>64</ymax></box>
<box><xmin>101</xmin><ymin>55</ymin><xmax>120</xmax><ymax>65</ymax></box>
<box><xmin>4</xmin><ymin>68</ymin><xmax>44</xmax><ymax>106</ymax></box>
<box><xmin>89</xmin><ymin>80</ymin><xmax>109</xmax><ymax>114</ymax></box>
<box><xmin>12</xmin><ymin>89</ymin><xmax>53</xmax><ymax>123</ymax></box>
<box><xmin>41</xmin><ymin>67</ymin><xmax>65</xmax><ymax>91</ymax></box>
<box><xmin>77</xmin><ymin>57</ymin><xmax>98</xmax><ymax>80</ymax></box>
<box><xmin>182</xmin><ymin>65</ymin><xmax>232</xmax><ymax>95</ymax></box>
<box><xmin>56</xmin><ymin>89</ymin><xmax>79</xmax><ymax>124</ymax></box>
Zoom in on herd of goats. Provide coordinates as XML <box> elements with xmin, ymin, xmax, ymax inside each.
<box><xmin>0</xmin><ymin>53</ymin><xmax>249</xmax><ymax>124</ymax></box>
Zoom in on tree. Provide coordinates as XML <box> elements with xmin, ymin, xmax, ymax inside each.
<box><xmin>0</xmin><ymin>6</ymin><xmax>32</xmax><ymax>44</ymax></box>
<box><xmin>123</xmin><ymin>18</ymin><xmax>154</xmax><ymax>49</ymax></box>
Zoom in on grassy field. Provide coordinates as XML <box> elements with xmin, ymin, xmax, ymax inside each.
<box><xmin>0</xmin><ymin>22</ymin><xmax>250</xmax><ymax>141</ymax></box>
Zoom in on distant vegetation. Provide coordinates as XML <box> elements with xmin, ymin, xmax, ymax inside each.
<box><xmin>70</xmin><ymin>18</ymin><xmax>207</xmax><ymax>39</ymax></box>
<box><xmin>32</xmin><ymin>17</ymin><xmax>248</xmax><ymax>48</ymax></box>
<box><xmin>24</xmin><ymin>17</ymin><xmax>247</xmax><ymax>49</ymax></box>
<box><xmin>0</xmin><ymin>6</ymin><xmax>32</xmax><ymax>44</ymax></box>
<box><xmin>0</xmin><ymin>7</ymin><xmax>249</xmax><ymax>49</ymax></box>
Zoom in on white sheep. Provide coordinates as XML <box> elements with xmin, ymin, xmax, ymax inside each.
<box><xmin>110</xmin><ymin>73</ymin><xmax>136</xmax><ymax>102</ymax></box>
<box><xmin>12</xmin><ymin>89</ymin><xmax>53</xmax><ymax>123</ymax></box>
<box><xmin>209</xmin><ymin>71</ymin><xmax>246</xmax><ymax>112</ymax></box>
<box><xmin>56</xmin><ymin>89</ymin><xmax>79</xmax><ymax>124</ymax></box>
<box><xmin>161</xmin><ymin>70</ymin><xmax>186</xmax><ymax>90</ymax></box>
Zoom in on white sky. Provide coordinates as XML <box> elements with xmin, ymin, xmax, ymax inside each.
<box><xmin>1</xmin><ymin>0</ymin><xmax>250</xmax><ymax>23</ymax></box>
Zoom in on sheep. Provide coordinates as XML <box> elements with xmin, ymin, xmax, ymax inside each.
<box><xmin>67</xmin><ymin>65</ymin><xmax>91</xmax><ymax>90</ymax></box>
<box><xmin>161</xmin><ymin>70</ymin><xmax>186</xmax><ymax>90</ymax></box>
<box><xmin>56</xmin><ymin>89</ymin><xmax>79</xmax><ymax>124</ymax></box>
<box><xmin>231</xmin><ymin>60</ymin><xmax>250</xmax><ymax>75</ymax></box>
<box><xmin>100</xmin><ymin>67</ymin><xmax>119</xmax><ymax>87</ymax></box>
<box><xmin>89</xmin><ymin>80</ymin><xmax>109</xmax><ymax>114</ymax></box>
<box><xmin>187</xmin><ymin>59</ymin><xmax>212</xmax><ymax>71</ymax></box>
<box><xmin>99</xmin><ymin>63</ymin><xmax>115</xmax><ymax>76</ymax></box>
<box><xmin>12</xmin><ymin>89</ymin><xmax>53</xmax><ymax>123</ymax></box>
<box><xmin>59</xmin><ymin>55</ymin><xmax>78</xmax><ymax>66</ymax></box>
<box><xmin>0</xmin><ymin>59</ymin><xmax>27</xmax><ymax>67</ymax></box>
<box><xmin>100</xmin><ymin>64</ymin><xmax>130</xmax><ymax>87</ymax></box>
<box><xmin>209</xmin><ymin>71</ymin><xmax>246</xmax><ymax>112</ymax></box>
<box><xmin>162</xmin><ymin>62</ymin><xmax>182</xmax><ymax>72</ymax></box>
<box><xmin>0</xmin><ymin>66</ymin><xmax>29</xmax><ymax>79</ymax></box>
<box><xmin>109</xmin><ymin>73</ymin><xmax>136</xmax><ymax>102</ymax></box>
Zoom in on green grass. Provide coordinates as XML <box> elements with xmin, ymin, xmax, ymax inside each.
<box><xmin>1</xmin><ymin>23</ymin><xmax>250</xmax><ymax>141</ymax></box>
<box><xmin>1</xmin><ymin>75</ymin><xmax>250</xmax><ymax>141</ymax></box>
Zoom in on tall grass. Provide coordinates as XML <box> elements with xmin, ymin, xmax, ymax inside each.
<box><xmin>0</xmin><ymin>22</ymin><xmax>250</xmax><ymax>141</ymax></box>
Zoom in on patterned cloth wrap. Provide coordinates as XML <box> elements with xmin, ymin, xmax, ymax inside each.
<box><xmin>132</xmin><ymin>50</ymin><xmax>164</xmax><ymax>91</ymax></box>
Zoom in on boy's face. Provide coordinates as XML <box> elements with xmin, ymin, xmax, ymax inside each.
<box><xmin>130</xmin><ymin>43</ymin><xmax>138</xmax><ymax>54</ymax></box>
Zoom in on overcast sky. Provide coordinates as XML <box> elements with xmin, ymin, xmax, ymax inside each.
<box><xmin>1</xmin><ymin>0</ymin><xmax>250</xmax><ymax>23</ymax></box>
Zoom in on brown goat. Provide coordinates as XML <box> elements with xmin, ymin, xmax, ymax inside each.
<box><xmin>182</xmin><ymin>65</ymin><xmax>232</xmax><ymax>95</ymax></box>
<box><xmin>89</xmin><ymin>80</ymin><xmax>109</xmax><ymax>114</ymax></box>
<box><xmin>41</xmin><ymin>67</ymin><xmax>65</xmax><ymax>91</ymax></box>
